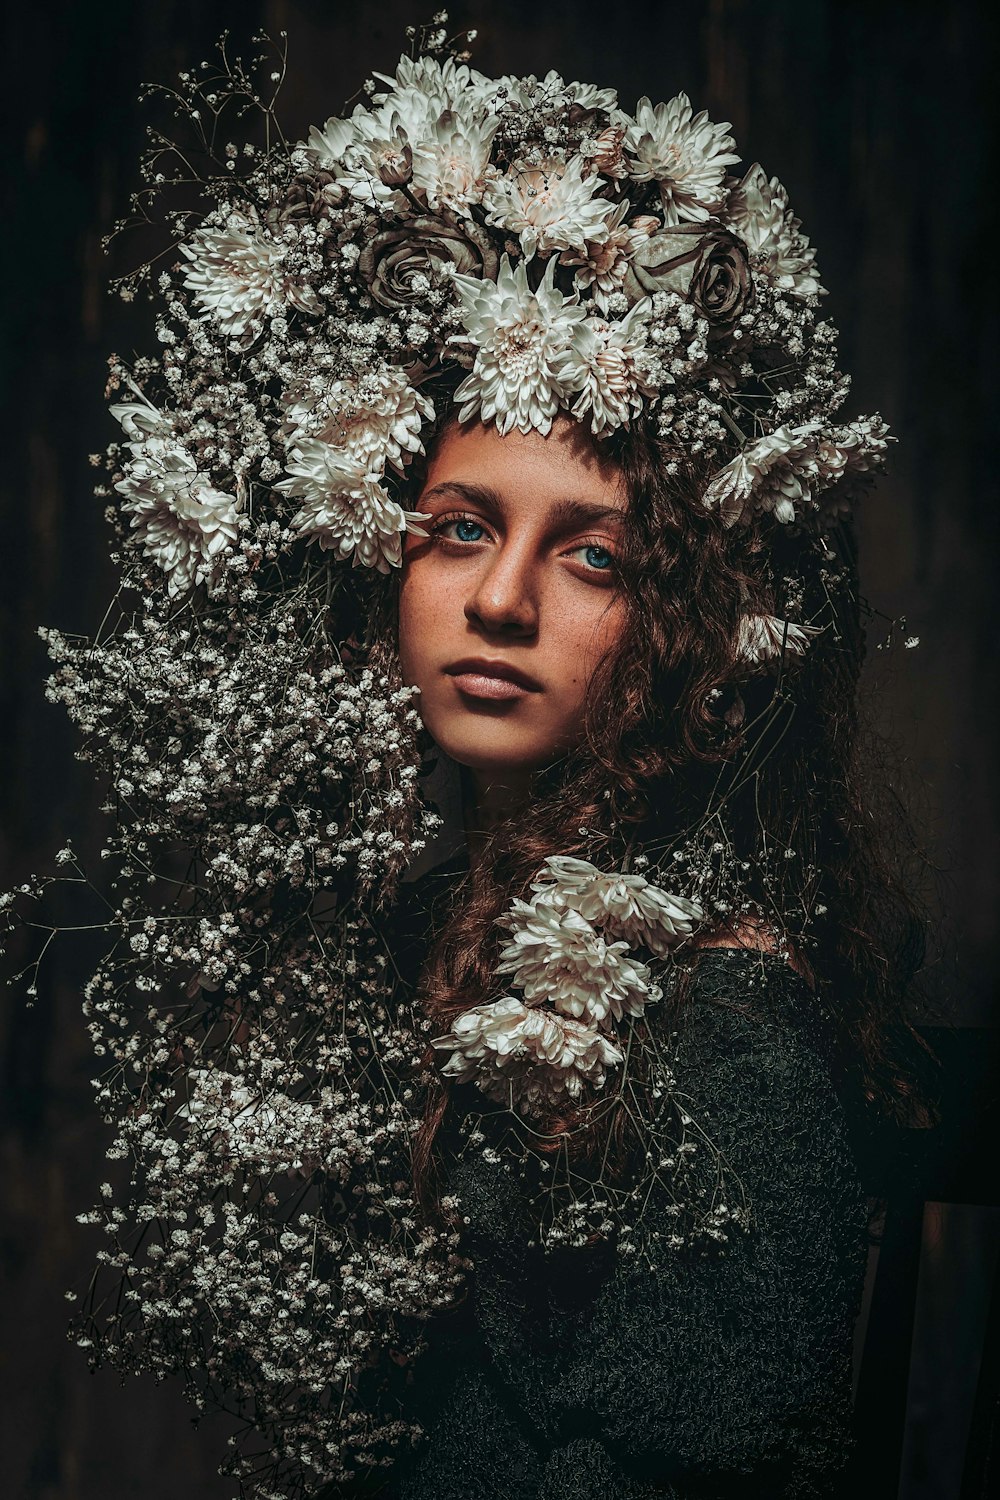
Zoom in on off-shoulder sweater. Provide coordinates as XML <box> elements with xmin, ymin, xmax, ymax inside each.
<box><xmin>366</xmin><ymin>868</ymin><xmax>872</xmax><ymax>1499</ymax></box>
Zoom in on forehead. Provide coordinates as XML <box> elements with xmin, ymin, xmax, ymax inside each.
<box><xmin>422</xmin><ymin>415</ymin><xmax>628</xmax><ymax>509</ymax></box>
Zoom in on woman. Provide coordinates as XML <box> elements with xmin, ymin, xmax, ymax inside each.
<box><xmin>333</xmin><ymin>362</ymin><xmax>934</xmax><ymax>1498</ymax></box>
<box><xmin>22</xmin><ymin>23</ymin><xmax>939</xmax><ymax>1500</ymax></box>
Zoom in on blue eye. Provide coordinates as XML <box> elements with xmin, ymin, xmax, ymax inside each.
<box><xmin>579</xmin><ymin>543</ymin><xmax>614</xmax><ymax>571</ymax></box>
<box><xmin>454</xmin><ymin>518</ymin><xmax>485</xmax><ymax>542</ymax></box>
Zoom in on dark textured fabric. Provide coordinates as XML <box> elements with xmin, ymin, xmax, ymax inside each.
<box><xmin>369</xmin><ymin>868</ymin><xmax>871</xmax><ymax>1499</ymax></box>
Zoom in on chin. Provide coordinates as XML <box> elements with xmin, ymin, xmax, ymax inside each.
<box><xmin>427</xmin><ymin>719</ymin><xmax>556</xmax><ymax>776</ymax></box>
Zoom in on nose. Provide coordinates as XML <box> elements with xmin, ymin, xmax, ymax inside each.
<box><xmin>464</xmin><ymin>540</ymin><xmax>539</xmax><ymax>636</ymax></box>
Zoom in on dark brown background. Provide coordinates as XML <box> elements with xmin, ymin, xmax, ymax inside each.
<box><xmin>2</xmin><ymin>2</ymin><xmax>996</xmax><ymax>1496</ymax></box>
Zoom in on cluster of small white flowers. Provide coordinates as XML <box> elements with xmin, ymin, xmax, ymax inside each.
<box><xmin>51</xmin><ymin>893</ymin><xmax>471</xmax><ymax>1499</ymax></box>
<box><xmin>431</xmin><ymin>856</ymin><xmax>704</xmax><ymax>1114</ymax></box>
<box><xmin>17</xmin><ymin>473</ymin><xmax>458</xmax><ymax>1493</ymax></box>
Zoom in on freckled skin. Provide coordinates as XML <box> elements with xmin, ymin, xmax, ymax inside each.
<box><xmin>398</xmin><ymin>415</ymin><xmax>629</xmax><ymax>806</ymax></box>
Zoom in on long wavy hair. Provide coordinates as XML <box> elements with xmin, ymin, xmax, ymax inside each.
<box><xmin>360</xmin><ymin>367</ymin><xmax>940</xmax><ymax>1237</ymax></box>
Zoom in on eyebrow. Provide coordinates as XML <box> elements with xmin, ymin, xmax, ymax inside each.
<box><xmin>418</xmin><ymin>480</ymin><xmax>625</xmax><ymax>531</ymax></box>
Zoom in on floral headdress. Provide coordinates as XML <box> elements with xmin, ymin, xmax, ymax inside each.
<box><xmin>104</xmin><ymin>11</ymin><xmax>889</xmax><ymax>652</ymax></box>
<box><xmin>0</xmin><ymin>13</ymin><xmax>886</xmax><ymax>1499</ymax></box>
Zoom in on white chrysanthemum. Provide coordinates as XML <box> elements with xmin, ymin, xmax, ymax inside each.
<box><xmin>308</xmin><ymin>101</ymin><xmax>416</xmax><ymax>209</ymax></box>
<box><xmin>108</xmin><ymin>399</ymin><xmax>172</xmax><ymax>442</ymax></box>
<box><xmin>179</xmin><ymin>212</ymin><xmax>321</xmax><ymax>338</ymax></box>
<box><xmin>481</xmin><ymin>154</ymin><xmax>612</xmax><ymax>262</ymax></box>
<box><xmin>531</xmin><ymin>856</ymin><xmax>705</xmax><ymax>957</ymax></box>
<box><xmin>804</xmin><ymin>415</ymin><xmax>891</xmax><ymax>484</ymax></box>
<box><xmin>569</xmin><ymin>300</ymin><xmax>661</xmax><ymax>437</ymax></box>
<box><xmin>480</xmin><ymin>70</ymin><xmax>618</xmax><ymax>118</ymax></box>
<box><xmin>369</xmin><ymin>54</ymin><xmax>495</xmax><ymax>112</ymax></box>
<box><xmin>737</xmin><ymin>614</ymin><xmax>822</xmax><ymax>666</ymax></box>
<box><xmin>281</xmin><ymin>367</ymin><xmax>435</xmax><ymax>477</ymax></box>
<box><xmin>410</xmin><ymin>103</ymin><xmax>501</xmax><ymax>218</ymax></box>
<box><xmin>112</xmin><ymin>417</ymin><xmax>241</xmax><ymax>597</ymax></box>
<box><xmin>495</xmin><ymin>896</ymin><xmax>661</xmax><ymax>1026</ymax></box>
<box><xmin>305</xmin><ymin>103</ymin><xmax>369</xmax><ymax>169</ymax></box>
<box><xmin>726</xmin><ymin>163</ymin><xmax>825</xmax><ymax>301</ymax></box>
<box><xmin>625</xmin><ymin>92</ymin><xmax>740</xmax><ymax>226</ymax></box>
<box><xmin>558</xmin><ymin>199</ymin><xmax>648</xmax><ymax>310</ymax></box>
<box><xmin>701</xmin><ymin>421</ymin><xmax>827</xmax><ymax>527</ymax></box>
<box><xmin>274</xmin><ymin>444</ymin><xmax>430</xmax><ymax>573</ymax></box>
<box><xmin>176</xmin><ymin>1068</ymin><xmax>317</xmax><ymax>1172</ymax></box>
<box><xmin>447</xmin><ymin>252</ymin><xmax>593</xmax><ymax>436</ymax></box>
<box><xmin>431</xmin><ymin>996</ymin><xmax>625</xmax><ymax>1106</ymax></box>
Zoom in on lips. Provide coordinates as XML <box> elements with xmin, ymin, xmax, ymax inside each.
<box><xmin>444</xmin><ymin>657</ymin><xmax>542</xmax><ymax>692</ymax></box>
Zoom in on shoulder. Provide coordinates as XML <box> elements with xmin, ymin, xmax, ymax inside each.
<box><xmin>667</xmin><ymin>946</ymin><xmax>829</xmax><ymax>1053</ymax></box>
<box><xmin>689</xmin><ymin>911</ymin><xmax>814</xmax><ymax>983</ymax></box>
<box><xmin>660</xmin><ymin>949</ymin><xmax>862</xmax><ymax>1206</ymax></box>
<box><xmin>657</xmin><ymin>949</ymin><xmax>848</xmax><ymax>1161</ymax></box>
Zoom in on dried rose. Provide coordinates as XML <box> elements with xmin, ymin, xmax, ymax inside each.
<box><xmin>272</xmin><ymin>170</ymin><xmax>346</xmax><ymax>225</ymax></box>
<box><xmin>622</xmin><ymin>223</ymin><xmax>753</xmax><ymax>327</ymax></box>
<box><xmin>358</xmin><ymin>215</ymin><xmax>499</xmax><ymax>311</ymax></box>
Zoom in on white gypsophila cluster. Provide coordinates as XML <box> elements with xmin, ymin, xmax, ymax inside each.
<box><xmin>17</xmin><ymin>490</ymin><xmax>461</xmax><ymax>1498</ymax></box>
<box><xmin>431</xmin><ymin>855</ymin><xmax>704</xmax><ymax>1112</ymax></box>
<box><xmin>64</xmin><ymin>913</ymin><xmax>471</xmax><ymax>1499</ymax></box>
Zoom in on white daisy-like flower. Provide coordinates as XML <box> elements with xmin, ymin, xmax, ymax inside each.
<box><xmin>625</xmin><ymin>93</ymin><xmax>740</xmax><ymax>227</ymax></box>
<box><xmin>309</xmin><ymin>84</ymin><xmax>499</xmax><ymax>216</ymax></box>
<box><xmin>725</xmin><ymin>163</ymin><xmax>825</xmax><ymax>301</ymax></box>
<box><xmin>275</xmin><ymin>443</ymin><xmax>430</xmax><ymax>573</ymax></box>
<box><xmin>108</xmin><ymin>398</ymin><xmax>172</xmax><ymax>442</ymax></box>
<box><xmin>701</xmin><ymin>421</ymin><xmax>827</xmax><ymax>527</ymax></box>
<box><xmin>280</xmin><ymin>367</ymin><xmax>435</xmax><ymax>477</ymax></box>
<box><xmin>531</xmin><ymin>856</ymin><xmax>704</xmax><ymax>956</ymax></box>
<box><xmin>369</xmin><ymin>54</ymin><xmax>495</xmax><ymax>113</ymax></box>
<box><xmin>481</xmin><ymin>154</ymin><xmax>613</xmax><ymax>262</ymax></box>
<box><xmin>447</xmin><ymin>252</ymin><xmax>593</xmax><ymax>436</ymax></box>
<box><xmin>562</xmin><ymin>79</ymin><xmax>622</xmax><ymax>114</ymax></box>
<box><xmin>810</xmin><ymin>416</ymin><xmax>892</xmax><ymax>519</ymax></box>
<box><xmin>580</xmin><ymin>122</ymin><xmax>632</xmax><ymax>183</ymax></box>
<box><xmin>176</xmin><ymin>1068</ymin><xmax>317</xmax><ymax>1172</ymax></box>
<box><xmin>305</xmin><ymin>103</ymin><xmax>369</xmax><ymax>169</ymax></box>
<box><xmin>431</xmin><ymin>996</ymin><xmax>625</xmax><ymax>1106</ymax></box>
<box><xmin>802</xmin><ymin>415</ymin><xmax>891</xmax><ymax>485</ymax></box>
<box><xmin>569</xmin><ymin>300</ymin><xmax>661</xmax><ymax>437</ymax></box>
<box><xmin>558</xmin><ymin>199</ymin><xmax>652</xmax><ymax>310</ymax></box>
<box><xmin>495</xmin><ymin>896</ymin><xmax>661</xmax><ymax>1026</ymax></box>
<box><xmin>736</xmin><ymin>613</ymin><xmax>822</xmax><ymax>666</ymax></box>
<box><xmin>332</xmin><ymin>92</ymin><xmax>488</xmax><ymax>211</ymax></box>
<box><xmin>308</xmin><ymin>102</ymin><xmax>415</xmax><ymax>209</ymax></box>
<box><xmin>480</xmin><ymin>70</ymin><xmax>618</xmax><ymax>119</ymax></box>
<box><xmin>410</xmin><ymin>103</ymin><xmax>501</xmax><ymax>218</ymax></box>
<box><xmin>179</xmin><ymin>212</ymin><xmax>321</xmax><ymax>338</ymax></box>
<box><xmin>112</xmin><ymin>415</ymin><xmax>241</xmax><ymax>597</ymax></box>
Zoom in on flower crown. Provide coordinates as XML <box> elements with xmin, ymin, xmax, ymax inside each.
<box><xmin>105</xmin><ymin>13</ymin><xmax>890</xmax><ymax>676</ymax></box>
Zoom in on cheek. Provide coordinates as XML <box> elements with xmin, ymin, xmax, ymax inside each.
<box><xmin>397</xmin><ymin>571</ymin><xmax>424</xmax><ymax>684</ymax></box>
<box><xmin>556</xmin><ymin>595</ymin><xmax>627</xmax><ymax>695</ymax></box>
<box><xmin>398</xmin><ymin>557</ymin><xmax>455</xmax><ymax>684</ymax></box>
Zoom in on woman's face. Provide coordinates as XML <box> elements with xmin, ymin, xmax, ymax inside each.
<box><xmin>398</xmin><ymin>413</ymin><xmax>629</xmax><ymax>783</ymax></box>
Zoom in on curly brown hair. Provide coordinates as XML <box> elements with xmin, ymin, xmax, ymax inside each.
<box><xmin>359</xmin><ymin>366</ymin><xmax>940</xmax><ymax>1234</ymax></box>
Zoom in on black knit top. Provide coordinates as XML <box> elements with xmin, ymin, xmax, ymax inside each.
<box><xmin>370</xmin><ymin>860</ymin><xmax>871</xmax><ymax>1499</ymax></box>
